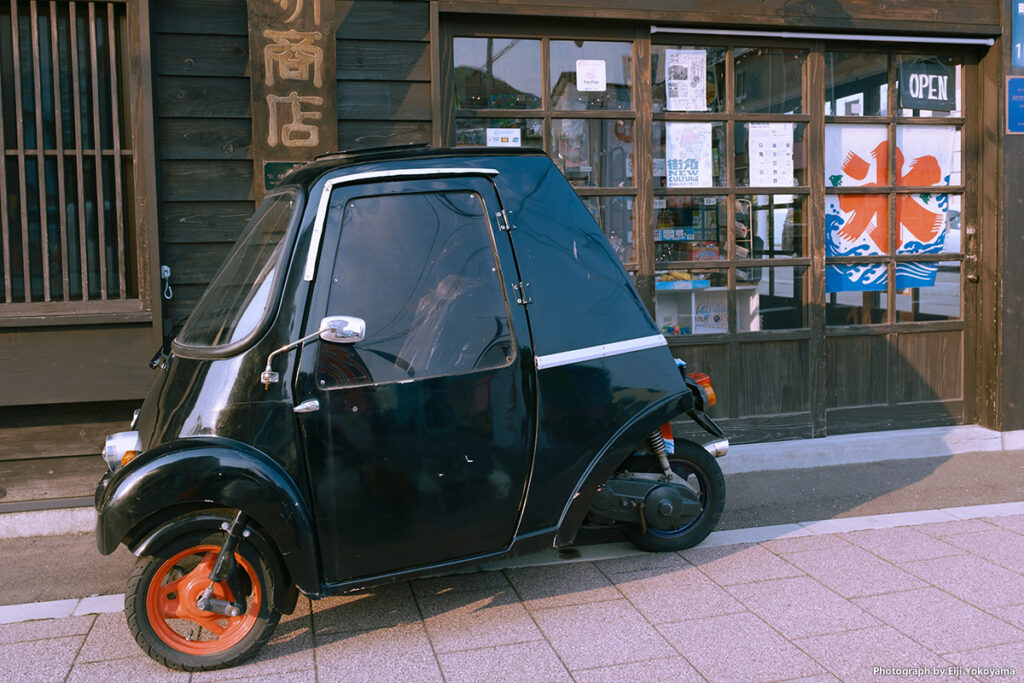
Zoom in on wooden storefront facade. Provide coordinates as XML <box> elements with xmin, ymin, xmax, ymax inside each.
<box><xmin>0</xmin><ymin>0</ymin><xmax>1020</xmax><ymax>464</ymax></box>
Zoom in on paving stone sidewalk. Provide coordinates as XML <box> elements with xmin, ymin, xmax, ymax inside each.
<box><xmin>3</xmin><ymin>513</ymin><xmax>1024</xmax><ymax>682</ymax></box>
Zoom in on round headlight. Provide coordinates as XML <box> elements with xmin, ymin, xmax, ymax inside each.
<box><xmin>103</xmin><ymin>431</ymin><xmax>142</xmax><ymax>471</ymax></box>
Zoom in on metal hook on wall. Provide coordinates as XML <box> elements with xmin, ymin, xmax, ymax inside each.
<box><xmin>160</xmin><ymin>265</ymin><xmax>173</xmax><ymax>300</ymax></box>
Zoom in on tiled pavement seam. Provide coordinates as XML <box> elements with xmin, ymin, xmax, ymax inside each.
<box><xmin>7</xmin><ymin>501</ymin><xmax>1022</xmax><ymax>626</ymax></box>
<box><xmin>3</xmin><ymin>510</ymin><xmax>1024</xmax><ymax>681</ymax></box>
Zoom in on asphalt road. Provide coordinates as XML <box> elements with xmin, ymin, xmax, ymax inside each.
<box><xmin>2</xmin><ymin>450</ymin><xmax>1022</xmax><ymax>607</ymax></box>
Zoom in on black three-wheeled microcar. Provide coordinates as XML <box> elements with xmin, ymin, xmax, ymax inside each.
<box><xmin>95</xmin><ymin>146</ymin><xmax>728</xmax><ymax>670</ymax></box>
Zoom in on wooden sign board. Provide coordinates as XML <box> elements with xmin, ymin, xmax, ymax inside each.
<box><xmin>248</xmin><ymin>0</ymin><xmax>337</xmax><ymax>198</ymax></box>
<box><xmin>899</xmin><ymin>62</ymin><xmax>955</xmax><ymax>112</ymax></box>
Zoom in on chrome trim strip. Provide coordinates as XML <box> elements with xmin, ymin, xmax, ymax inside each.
<box><xmin>302</xmin><ymin>167</ymin><xmax>500</xmax><ymax>281</ymax></box>
<box><xmin>535</xmin><ymin>335</ymin><xmax>668</xmax><ymax>370</ymax></box>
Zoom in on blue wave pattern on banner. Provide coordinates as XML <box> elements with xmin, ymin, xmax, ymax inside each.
<box><xmin>827</xmin><ymin>177</ymin><xmax>950</xmax><ymax>293</ymax></box>
<box><xmin>826</xmin><ymin>207</ymin><xmax>887</xmax><ymax>292</ymax></box>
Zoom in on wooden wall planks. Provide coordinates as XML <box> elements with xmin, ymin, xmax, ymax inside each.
<box><xmin>827</xmin><ymin>335</ymin><xmax>889</xmax><ymax>408</ymax></box>
<box><xmin>336</xmin><ymin>0</ymin><xmax>432</xmax><ymax>150</ymax></box>
<box><xmin>0</xmin><ymin>326</ymin><xmax>157</xmax><ymax>407</ymax></box>
<box><xmin>158</xmin><ymin>119</ymin><xmax>252</xmax><ymax>160</ymax></box>
<box><xmin>336</xmin><ymin>0</ymin><xmax>429</xmax><ymax>41</ymax></box>
<box><xmin>151</xmin><ymin>0</ymin><xmax>254</xmax><ymax>329</ymax></box>
<box><xmin>0</xmin><ymin>400</ymin><xmax>142</xmax><ymax>461</ymax></box>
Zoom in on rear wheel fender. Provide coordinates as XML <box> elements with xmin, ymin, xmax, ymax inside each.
<box><xmin>553</xmin><ymin>392</ymin><xmax>690</xmax><ymax>546</ymax></box>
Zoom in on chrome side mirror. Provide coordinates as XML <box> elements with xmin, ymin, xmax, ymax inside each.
<box><xmin>260</xmin><ymin>316</ymin><xmax>367</xmax><ymax>388</ymax></box>
<box><xmin>319</xmin><ymin>316</ymin><xmax>365</xmax><ymax>344</ymax></box>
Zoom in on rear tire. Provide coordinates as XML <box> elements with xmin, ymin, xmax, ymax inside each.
<box><xmin>625</xmin><ymin>439</ymin><xmax>726</xmax><ymax>552</ymax></box>
<box><xmin>125</xmin><ymin>529</ymin><xmax>281</xmax><ymax>671</ymax></box>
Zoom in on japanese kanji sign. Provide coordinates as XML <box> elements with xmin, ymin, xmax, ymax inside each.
<box><xmin>248</xmin><ymin>0</ymin><xmax>336</xmax><ymax>193</ymax></box>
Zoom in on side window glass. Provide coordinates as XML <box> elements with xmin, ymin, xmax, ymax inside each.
<box><xmin>318</xmin><ymin>191</ymin><xmax>513</xmax><ymax>388</ymax></box>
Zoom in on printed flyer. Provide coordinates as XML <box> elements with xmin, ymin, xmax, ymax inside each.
<box><xmin>748</xmin><ymin>123</ymin><xmax>794</xmax><ymax>187</ymax></box>
<box><xmin>665</xmin><ymin>49</ymin><xmax>707</xmax><ymax>111</ymax></box>
<box><xmin>666</xmin><ymin>122</ymin><xmax>712</xmax><ymax>188</ymax></box>
<box><xmin>485</xmin><ymin>128</ymin><xmax>522</xmax><ymax>147</ymax></box>
<box><xmin>576</xmin><ymin>59</ymin><xmax>607</xmax><ymax>92</ymax></box>
<box><xmin>824</xmin><ymin>124</ymin><xmax>956</xmax><ymax>292</ymax></box>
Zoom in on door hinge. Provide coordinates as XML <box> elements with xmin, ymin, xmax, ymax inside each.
<box><xmin>513</xmin><ymin>281</ymin><xmax>532</xmax><ymax>305</ymax></box>
<box><xmin>964</xmin><ymin>254</ymin><xmax>979</xmax><ymax>283</ymax></box>
<box><xmin>496</xmin><ymin>209</ymin><xmax>516</xmax><ymax>232</ymax></box>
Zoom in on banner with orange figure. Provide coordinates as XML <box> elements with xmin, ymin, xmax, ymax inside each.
<box><xmin>824</xmin><ymin>125</ymin><xmax>956</xmax><ymax>292</ymax></box>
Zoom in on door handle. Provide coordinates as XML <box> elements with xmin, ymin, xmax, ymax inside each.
<box><xmin>293</xmin><ymin>399</ymin><xmax>320</xmax><ymax>414</ymax></box>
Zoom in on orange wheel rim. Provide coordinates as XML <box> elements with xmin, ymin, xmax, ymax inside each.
<box><xmin>145</xmin><ymin>544</ymin><xmax>262</xmax><ymax>655</ymax></box>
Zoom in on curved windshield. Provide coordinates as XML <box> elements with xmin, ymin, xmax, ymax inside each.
<box><xmin>176</xmin><ymin>191</ymin><xmax>298</xmax><ymax>350</ymax></box>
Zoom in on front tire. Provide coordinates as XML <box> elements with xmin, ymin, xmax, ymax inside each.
<box><xmin>125</xmin><ymin>529</ymin><xmax>281</xmax><ymax>671</ymax></box>
<box><xmin>625</xmin><ymin>439</ymin><xmax>726</xmax><ymax>552</ymax></box>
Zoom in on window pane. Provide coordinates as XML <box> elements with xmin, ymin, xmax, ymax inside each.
<box><xmin>735</xmin><ymin>122</ymin><xmax>806</xmax><ymax>187</ymax></box>
<box><xmin>825</xmin><ymin>52</ymin><xmax>888</xmax><ymax>117</ymax></box>
<box><xmin>455</xmin><ymin>118</ymin><xmax>543</xmax><ymax>148</ymax></box>
<box><xmin>177</xmin><ymin>193</ymin><xmax>296</xmax><ymax>348</ymax></box>
<box><xmin>654</xmin><ymin>121</ymin><xmax>726</xmax><ymax>188</ymax></box>
<box><xmin>581</xmin><ymin>196</ymin><xmax>634</xmax><ymax>263</ymax></box>
<box><xmin>454</xmin><ymin>38</ymin><xmax>542</xmax><ymax>109</ymax></box>
<box><xmin>737</xmin><ymin>194</ymin><xmax>807</xmax><ymax>258</ymax></box>
<box><xmin>824</xmin><ymin>124</ymin><xmax>887</xmax><ymax>187</ymax></box>
<box><xmin>320</xmin><ymin>192</ymin><xmax>512</xmax><ymax>387</ymax></box>
<box><xmin>827</xmin><ymin>193</ymin><xmax>889</xmax><ymax>256</ymax></box>
<box><xmin>553</xmin><ymin>119</ymin><xmax>633</xmax><ymax>188</ymax></box>
<box><xmin>739</xmin><ymin>265</ymin><xmax>809</xmax><ymax>331</ymax></box>
<box><xmin>734</xmin><ymin>48</ymin><xmax>806</xmax><ymax>114</ymax></box>
<box><xmin>895</xmin><ymin>125</ymin><xmax>960</xmax><ymax>186</ymax></box>
<box><xmin>827</xmin><ymin>276</ymin><xmax>889</xmax><ymax>325</ymax></box>
<box><xmin>655</xmin><ymin>268</ymin><xmax>727</xmax><ymax>336</ymax></box>
<box><xmin>655</xmin><ymin>196</ymin><xmax>726</xmax><ymax>264</ymax></box>
<box><xmin>1</xmin><ymin>1</ymin><xmax>133</xmax><ymax>307</ymax></box>
<box><xmin>895</xmin><ymin>262</ymin><xmax>960</xmax><ymax>321</ymax></box>
<box><xmin>550</xmin><ymin>40</ymin><xmax>632</xmax><ymax>110</ymax></box>
<box><xmin>898</xmin><ymin>56</ymin><xmax>962</xmax><ymax>117</ymax></box>
<box><xmin>896</xmin><ymin>194</ymin><xmax>961</xmax><ymax>255</ymax></box>
<box><xmin>652</xmin><ymin>46</ymin><xmax>726</xmax><ymax>113</ymax></box>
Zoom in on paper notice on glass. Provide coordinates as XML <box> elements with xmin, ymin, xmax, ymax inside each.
<box><xmin>748</xmin><ymin>122</ymin><xmax>794</xmax><ymax>187</ymax></box>
<box><xmin>665</xmin><ymin>49</ymin><xmax>706</xmax><ymax>111</ymax></box>
<box><xmin>666</xmin><ymin>122</ymin><xmax>713</xmax><ymax>188</ymax></box>
<box><xmin>486</xmin><ymin>128</ymin><xmax>522</xmax><ymax>147</ymax></box>
<box><xmin>576</xmin><ymin>60</ymin><xmax>607</xmax><ymax>92</ymax></box>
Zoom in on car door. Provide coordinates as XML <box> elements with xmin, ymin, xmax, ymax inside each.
<box><xmin>294</xmin><ymin>175</ymin><xmax>536</xmax><ymax>583</ymax></box>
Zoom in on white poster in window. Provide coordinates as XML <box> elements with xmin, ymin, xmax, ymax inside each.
<box><xmin>485</xmin><ymin>128</ymin><xmax>522</xmax><ymax>147</ymax></box>
<box><xmin>665</xmin><ymin>49</ymin><xmax>707</xmax><ymax>111</ymax></box>
<box><xmin>694</xmin><ymin>289</ymin><xmax>728</xmax><ymax>333</ymax></box>
<box><xmin>576</xmin><ymin>59</ymin><xmax>606</xmax><ymax>92</ymax></box>
<box><xmin>666</xmin><ymin>122</ymin><xmax>712</xmax><ymax>188</ymax></box>
<box><xmin>749</xmin><ymin>122</ymin><xmax>795</xmax><ymax>187</ymax></box>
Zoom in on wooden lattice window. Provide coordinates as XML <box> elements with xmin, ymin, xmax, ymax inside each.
<box><xmin>0</xmin><ymin>0</ymin><xmax>137</xmax><ymax>315</ymax></box>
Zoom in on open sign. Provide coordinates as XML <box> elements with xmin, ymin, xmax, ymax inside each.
<box><xmin>900</xmin><ymin>62</ymin><xmax>956</xmax><ymax>111</ymax></box>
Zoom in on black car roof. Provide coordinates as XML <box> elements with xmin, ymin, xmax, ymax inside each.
<box><xmin>282</xmin><ymin>145</ymin><xmax>661</xmax><ymax>358</ymax></box>
<box><xmin>279</xmin><ymin>144</ymin><xmax>549</xmax><ymax>189</ymax></box>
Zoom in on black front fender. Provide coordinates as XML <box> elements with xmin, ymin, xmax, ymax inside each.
<box><xmin>94</xmin><ymin>438</ymin><xmax>320</xmax><ymax>594</ymax></box>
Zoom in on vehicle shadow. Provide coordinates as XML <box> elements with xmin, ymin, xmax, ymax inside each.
<box><xmin>223</xmin><ymin>552</ymin><xmax>745</xmax><ymax>675</ymax></box>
